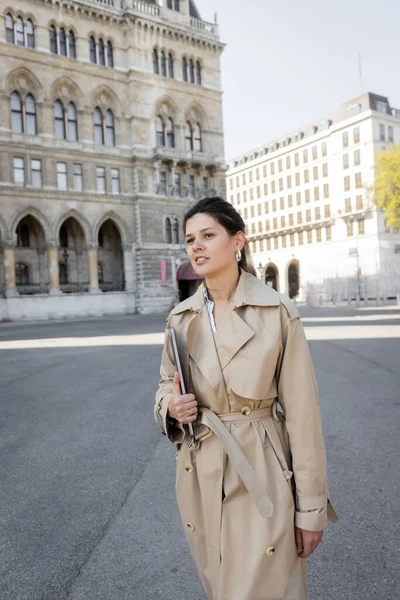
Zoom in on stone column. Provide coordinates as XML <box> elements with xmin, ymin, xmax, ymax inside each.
<box><xmin>47</xmin><ymin>242</ymin><xmax>61</xmax><ymax>295</ymax></box>
<box><xmin>153</xmin><ymin>160</ymin><xmax>160</xmax><ymax>194</ymax></box>
<box><xmin>88</xmin><ymin>243</ymin><xmax>100</xmax><ymax>294</ymax></box>
<box><xmin>38</xmin><ymin>247</ymin><xmax>48</xmax><ymax>294</ymax></box>
<box><xmin>123</xmin><ymin>243</ymin><xmax>136</xmax><ymax>294</ymax></box>
<box><xmin>169</xmin><ymin>161</ymin><xmax>176</xmax><ymax>196</ymax></box>
<box><xmin>3</xmin><ymin>242</ymin><xmax>18</xmax><ymax>298</ymax></box>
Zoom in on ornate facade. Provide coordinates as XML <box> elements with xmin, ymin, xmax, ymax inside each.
<box><xmin>0</xmin><ymin>0</ymin><xmax>226</xmax><ymax>320</ymax></box>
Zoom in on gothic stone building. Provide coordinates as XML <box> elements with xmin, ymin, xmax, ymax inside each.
<box><xmin>0</xmin><ymin>0</ymin><xmax>225</xmax><ymax>320</ymax></box>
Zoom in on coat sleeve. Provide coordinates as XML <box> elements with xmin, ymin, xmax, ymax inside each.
<box><xmin>276</xmin><ymin>297</ymin><xmax>329</xmax><ymax>532</ymax></box>
<box><xmin>154</xmin><ymin>323</ymin><xmax>186</xmax><ymax>446</ymax></box>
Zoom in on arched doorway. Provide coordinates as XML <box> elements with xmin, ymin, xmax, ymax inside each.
<box><xmin>58</xmin><ymin>217</ymin><xmax>88</xmax><ymax>293</ymax></box>
<box><xmin>287</xmin><ymin>260</ymin><xmax>300</xmax><ymax>299</ymax></box>
<box><xmin>97</xmin><ymin>220</ymin><xmax>124</xmax><ymax>291</ymax></box>
<box><xmin>265</xmin><ymin>263</ymin><xmax>279</xmax><ymax>291</ymax></box>
<box><xmin>15</xmin><ymin>215</ymin><xmax>47</xmax><ymax>294</ymax></box>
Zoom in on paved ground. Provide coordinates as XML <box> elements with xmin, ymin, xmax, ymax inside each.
<box><xmin>0</xmin><ymin>306</ymin><xmax>399</xmax><ymax>600</ymax></box>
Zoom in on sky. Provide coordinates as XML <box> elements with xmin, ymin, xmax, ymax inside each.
<box><xmin>197</xmin><ymin>0</ymin><xmax>400</xmax><ymax>160</ymax></box>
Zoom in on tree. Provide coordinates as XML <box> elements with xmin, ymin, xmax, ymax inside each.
<box><xmin>374</xmin><ymin>144</ymin><xmax>400</xmax><ymax>230</ymax></box>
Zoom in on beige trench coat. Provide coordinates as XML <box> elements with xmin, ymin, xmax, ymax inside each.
<box><xmin>155</xmin><ymin>270</ymin><xmax>336</xmax><ymax>600</ymax></box>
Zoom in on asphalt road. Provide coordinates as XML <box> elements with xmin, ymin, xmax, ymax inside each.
<box><xmin>0</xmin><ymin>306</ymin><xmax>399</xmax><ymax>600</ymax></box>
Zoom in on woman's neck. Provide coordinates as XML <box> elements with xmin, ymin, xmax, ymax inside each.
<box><xmin>205</xmin><ymin>266</ymin><xmax>240</xmax><ymax>304</ymax></box>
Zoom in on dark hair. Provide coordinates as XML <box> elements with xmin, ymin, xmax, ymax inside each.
<box><xmin>183</xmin><ymin>197</ymin><xmax>256</xmax><ymax>276</ymax></box>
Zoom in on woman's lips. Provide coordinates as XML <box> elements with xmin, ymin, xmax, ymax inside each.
<box><xmin>195</xmin><ymin>257</ymin><xmax>208</xmax><ymax>265</ymax></box>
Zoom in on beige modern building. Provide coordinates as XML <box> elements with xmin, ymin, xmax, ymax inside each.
<box><xmin>227</xmin><ymin>93</ymin><xmax>400</xmax><ymax>304</ymax></box>
<box><xmin>0</xmin><ymin>0</ymin><xmax>226</xmax><ymax>320</ymax></box>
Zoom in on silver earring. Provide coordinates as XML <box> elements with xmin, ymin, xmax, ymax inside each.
<box><xmin>236</xmin><ymin>248</ymin><xmax>242</xmax><ymax>262</ymax></box>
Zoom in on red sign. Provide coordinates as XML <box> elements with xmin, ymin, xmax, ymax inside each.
<box><xmin>160</xmin><ymin>259</ymin><xmax>167</xmax><ymax>287</ymax></box>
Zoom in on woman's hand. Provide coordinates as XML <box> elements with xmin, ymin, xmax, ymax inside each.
<box><xmin>295</xmin><ymin>527</ymin><xmax>323</xmax><ymax>558</ymax></box>
<box><xmin>168</xmin><ymin>372</ymin><xmax>198</xmax><ymax>424</ymax></box>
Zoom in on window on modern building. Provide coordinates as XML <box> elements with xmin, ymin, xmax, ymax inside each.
<box><xmin>273</xmin><ymin>217</ymin><xmax>278</xmax><ymax>230</ymax></box>
<box><xmin>107</xmin><ymin>41</ymin><xmax>113</xmax><ymax>67</ymax></box>
<box><xmin>264</xmin><ymin>183</ymin><xmax>268</xmax><ymax>195</ymax></box>
<box><xmin>250</xmin><ymin>188</ymin><xmax>254</xmax><ymax>201</ymax></box>
<box><xmin>256</xmin><ymin>168</ymin><xmax>260</xmax><ymax>180</ymax></box>
<box><xmin>271</xmin><ymin>181</ymin><xmax>276</xmax><ymax>194</ymax></box>
<box><xmin>344</xmin><ymin>175</ymin><xmax>350</xmax><ymax>192</ymax></box>
<box><xmin>343</xmin><ymin>154</ymin><xmax>349</xmax><ymax>169</ymax></box>
<box><xmin>313</xmin><ymin>166</ymin><xmax>318</xmax><ymax>180</ymax></box>
<box><xmin>294</xmin><ymin>153</ymin><xmax>299</xmax><ymax>167</ymax></box>
<box><xmin>182</xmin><ymin>57</ymin><xmax>188</xmax><ymax>82</ymax></box>
<box><xmin>262</xmin><ymin>165</ymin><xmax>266</xmax><ymax>178</ymax></box>
<box><xmin>354</xmin><ymin>149</ymin><xmax>361</xmax><ymax>166</ymax></box>
<box><xmin>306</xmin><ymin>209</ymin><xmax>311</xmax><ymax>222</ymax></box>
<box><xmin>298</xmin><ymin>231</ymin><xmax>304</xmax><ymax>245</ymax></box>
<box><xmin>285</xmin><ymin>156</ymin><xmax>290</xmax><ymax>169</ymax></box>
<box><xmin>347</xmin><ymin>221</ymin><xmax>353</xmax><ymax>236</ymax></box>
<box><xmin>355</xmin><ymin>172</ymin><xmax>362</xmax><ymax>188</ymax></box>
<box><xmin>303</xmin><ymin>149</ymin><xmax>308</xmax><ymax>163</ymax></box>
<box><xmin>278</xmin><ymin>178</ymin><xmax>283</xmax><ymax>192</ymax></box>
<box><xmin>281</xmin><ymin>235</ymin><xmax>287</xmax><ymax>248</ymax></box>
<box><xmin>379</xmin><ymin>124</ymin><xmax>385</xmax><ymax>142</ymax></box>
<box><xmin>315</xmin><ymin>206</ymin><xmax>321</xmax><ymax>220</ymax></box>
<box><xmin>90</xmin><ymin>36</ymin><xmax>97</xmax><ymax>63</ymax></box>
<box><xmin>67</xmin><ymin>103</ymin><xmax>78</xmax><ymax>141</ymax></box>
<box><xmin>251</xmin><ymin>223</ymin><xmax>256</xmax><ymax>234</ymax></box>
<box><xmin>356</xmin><ymin>195</ymin><xmax>363</xmax><ymax>210</ymax></box>
<box><xmin>244</xmin><ymin>207</ymin><xmax>248</xmax><ymax>219</ymax></box>
<box><xmin>307</xmin><ymin>229</ymin><xmax>312</xmax><ymax>244</ymax></box>
<box><xmin>266</xmin><ymin>238</ymin><xmax>271</xmax><ymax>251</ymax></box>
<box><xmin>296</xmin><ymin>191</ymin><xmax>301</xmax><ymax>205</ymax></box>
<box><xmin>345</xmin><ymin>198</ymin><xmax>352</xmax><ymax>213</ymax></box>
<box><xmin>249</xmin><ymin>171</ymin><xmax>253</xmax><ymax>183</ymax></box>
<box><xmin>242</xmin><ymin>173</ymin><xmax>246</xmax><ymax>185</ymax></box>
<box><xmin>98</xmin><ymin>38</ymin><xmax>106</xmax><ymax>66</ymax></box>
<box><xmin>6</xmin><ymin>14</ymin><xmax>14</xmax><ymax>43</ymax></box>
<box><xmin>168</xmin><ymin>53</ymin><xmax>174</xmax><ymax>78</ymax></box>
<box><xmin>257</xmin><ymin>186</ymin><xmax>261</xmax><ymax>198</ymax></box>
<box><xmin>353</xmin><ymin>127</ymin><xmax>360</xmax><ymax>144</ymax></box>
<box><xmin>289</xmin><ymin>213</ymin><xmax>294</xmax><ymax>226</ymax></box>
<box><xmin>166</xmin><ymin>118</ymin><xmax>175</xmax><ymax>148</ymax></box>
<box><xmin>287</xmin><ymin>175</ymin><xmax>292</xmax><ymax>188</ymax></box>
<box><xmin>270</xmin><ymin>162</ymin><xmax>275</xmax><ymax>175</ymax></box>
<box><xmin>358</xmin><ymin>219</ymin><xmax>365</xmax><ymax>235</ymax></box>
<box><xmin>257</xmin><ymin>222</ymin><xmax>262</xmax><ymax>233</ymax></box>
<box><xmin>314</xmin><ymin>187</ymin><xmax>320</xmax><ymax>201</ymax></box>
<box><xmin>322</xmin><ymin>141</ymin><xmax>327</xmax><ymax>157</ymax></box>
<box><xmin>272</xmin><ymin>199</ymin><xmax>277</xmax><ymax>212</ymax></box>
<box><xmin>278</xmin><ymin>159</ymin><xmax>282</xmax><ymax>172</ymax></box>
<box><xmin>312</xmin><ymin>145</ymin><xmax>318</xmax><ymax>160</ymax></box>
<box><xmin>388</xmin><ymin>126</ymin><xmax>394</xmax><ymax>143</ymax></box>
<box><xmin>342</xmin><ymin>131</ymin><xmax>349</xmax><ymax>148</ymax></box>
<box><xmin>289</xmin><ymin>233</ymin><xmax>295</xmax><ymax>246</ymax></box>
<box><xmin>13</xmin><ymin>157</ymin><xmax>25</xmax><ymax>185</ymax></box>
<box><xmin>59</xmin><ymin>28</ymin><xmax>67</xmax><ymax>56</ymax></box>
<box><xmin>111</xmin><ymin>168</ymin><xmax>120</xmax><ymax>194</ymax></box>
<box><xmin>288</xmin><ymin>194</ymin><xmax>293</xmax><ymax>208</ymax></box>
<box><xmin>324</xmin><ymin>183</ymin><xmax>329</xmax><ymax>199</ymax></box>
<box><xmin>264</xmin><ymin>201</ymin><xmax>269</xmax><ymax>214</ymax></box>
<box><xmin>322</xmin><ymin>163</ymin><xmax>328</xmax><ymax>177</ymax></box>
<box><xmin>305</xmin><ymin>189</ymin><xmax>310</xmax><ymax>203</ymax></box>
<box><xmin>153</xmin><ymin>49</ymin><xmax>159</xmax><ymax>74</ymax></box>
<box><xmin>185</xmin><ymin>122</ymin><xmax>193</xmax><ymax>151</ymax></box>
<box><xmin>57</xmin><ymin>162</ymin><xmax>67</xmax><ymax>190</ymax></box>
<box><xmin>96</xmin><ymin>166</ymin><xmax>106</xmax><ymax>193</ymax></box>
<box><xmin>196</xmin><ymin>61</ymin><xmax>202</xmax><ymax>85</ymax></box>
<box><xmin>243</xmin><ymin>190</ymin><xmax>247</xmax><ymax>202</ymax></box>
<box><xmin>11</xmin><ymin>92</ymin><xmax>23</xmax><ymax>133</ymax></box>
<box><xmin>326</xmin><ymin>225</ymin><xmax>332</xmax><ymax>240</ymax></box>
<box><xmin>236</xmin><ymin>192</ymin><xmax>241</xmax><ymax>204</ymax></box>
<box><xmin>295</xmin><ymin>172</ymin><xmax>300</xmax><ymax>186</ymax></box>
<box><xmin>69</xmin><ymin>31</ymin><xmax>76</xmax><ymax>59</ymax></box>
<box><xmin>297</xmin><ymin>212</ymin><xmax>302</xmax><ymax>224</ymax></box>
<box><xmin>316</xmin><ymin>227</ymin><xmax>322</xmax><ymax>242</ymax></box>
<box><xmin>257</xmin><ymin>203</ymin><xmax>262</xmax><ymax>216</ymax></box>
<box><xmin>54</xmin><ymin>100</ymin><xmax>65</xmax><ymax>139</ymax></box>
<box><xmin>280</xmin><ymin>197</ymin><xmax>285</xmax><ymax>210</ymax></box>
<box><xmin>304</xmin><ymin>169</ymin><xmax>309</xmax><ymax>184</ymax></box>
<box><xmin>31</xmin><ymin>159</ymin><xmax>42</xmax><ymax>187</ymax></box>
<box><xmin>73</xmin><ymin>163</ymin><xmax>83</xmax><ymax>191</ymax></box>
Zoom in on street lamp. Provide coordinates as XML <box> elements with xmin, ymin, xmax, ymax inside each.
<box><xmin>257</xmin><ymin>262</ymin><xmax>264</xmax><ymax>280</ymax></box>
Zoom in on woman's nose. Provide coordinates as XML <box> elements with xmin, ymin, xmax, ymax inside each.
<box><xmin>192</xmin><ymin>238</ymin><xmax>204</xmax><ymax>251</ymax></box>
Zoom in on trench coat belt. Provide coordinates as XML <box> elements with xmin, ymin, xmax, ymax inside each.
<box><xmin>198</xmin><ymin>406</ymin><xmax>275</xmax><ymax>519</ymax></box>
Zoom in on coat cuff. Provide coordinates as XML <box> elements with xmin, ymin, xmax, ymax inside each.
<box><xmin>157</xmin><ymin>394</ymin><xmax>186</xmax><ymax>445</ymax></box>
<box><xmin>295</xmin><ymin>492</ymin><xmax>328</xmax><ymax>531</ymax></box>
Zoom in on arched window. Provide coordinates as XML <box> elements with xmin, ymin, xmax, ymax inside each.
<box><xmin>94</xmin><ymin>107</ymin><xmax>104</xmax><ymax>144</ymax></box>
<box><xmin>97</xmin><ymin>263</ymin><xmax>104</xmax><ymax>284</ymax></box>
<box><xmin>89</xmin><ymin>36</ymin><xmax>97</xmax><ymax>63</ymax></box>
<box><xmin>67</xmin><ymin>102</ymin><xmax>78</xmax><ymax>141</ymax></box>
<box><xmin>153</xmin><ymin>49</ymin><xmax>159</xmax><ymax>74</ymax></box>
<box><xmin>156</xmin><ymin>116</ymin><xmax>165</xmax><ymax>147</ymax></box>
<box><xmin>6</xmin><ymin>14</ymin><xmax>14</xmax><ymax>44</ymax></box>
<box><xmin>196</xmin><ymin>60</ymin><xmax>202</xmax><ymax>85</ymax></box>
<box><xmin>17</xmin><ymin>223</ymin><xmax>30</xmax><ymax>247</ymax></box>
<box><xmin>25</xmin><ymin>94</ymin><xmax>37</xmax><ymax>135</ymax></box>
<box><xmin>165</xmin><ymin>217</ymin><xmax>172</xmax><ymax>244</ymax></box>
<box><xmin>54</xmin><ymin>100</ymin><xmax>65</xmax><ymax>139</ymax></box>
<box><xmin>50</xmin><ymin>25</ymin><xmax>57</xmax><ymax>54</ymax></box>
<box><xmin>16</xmin><ymin>17</ymin><xmax>24</xmax><ymax>46</ymax></box>
<box><xmin>193</xmin><ymin>123</ymin><xmax>202</xmax><ymax>152</ymax></box>
<box><xmin>168</xmin><ymin>53</ymin><xmax>174</xmax><ymax>78</ymax></box>
<box><xmin>98</xmin><ymin>39</ymin><xmax>105</xmax><ymax>66</ymax></box>
<box><xmin>59</xmin><ymin>28</ymin><xmax>67</xmax><ymax>56</ymax></box>
<box><xmin>15</xmin><ymin>263</ymin><xmax>30</xmax><ymax>285</ymax></box>
<box><xmin>161</xmin><ymin>51</ymin><xmax>167</xmax><ymax>77</ymax></box>
<box><xmin>107</xmin><ymin>41</ymin><xmax>113</xmax><ymax>67</ymax></box>
<box><xmin>59</xmin><ymin>224</ymin><xmax>68</xmax><ymax>247</ymax></box>
<box><xmin>182</xmin><ymin>57</ymin><xmax>188</xmax><ymax>82</ymax></box>
<box><xmin>166</xmin><ymin>118</ymin><xmax>175</xmax><ymax>148</ymax></box>
<box><xmin>68</xmin><ymin>30</ymin><xmax>76</xmax><ymax>59</ymax></box>
<box><xmin>26</xmin><ymin>20</ymin><xmax>35</xmax><ymax>48</ymax></box>
<box><xmin>172</xmin><ymin>218</ymin><xmax>179</xmax><ymax>244</ymax></box>
<box><xmin>185</xmin><ymin>122</ymin><xmax>193</xmax><ymax>151</ymax></box>
<box><xmin>189</xmin><ymin>59</ymin><xmax>195</xmax><ymax>83</ymax></box>
<box><xmin>105</xmin><ymin>110</ymin><xmax>115</xmax><ymax>146</ymax></box>
<box><xmin>11</xmin><ymin>92</ymin><xmax>23</xmax><ymax>133</ymax></box>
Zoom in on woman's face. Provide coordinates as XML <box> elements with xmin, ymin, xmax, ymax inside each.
<box><xmin>185</xmin><ymin>213</ymin><xmax>244</xmax><ymax>278</ymax></box>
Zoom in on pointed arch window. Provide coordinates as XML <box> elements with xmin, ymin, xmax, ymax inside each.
<box><xmin>168</xmin><ymin>53</ymin><xmax>174</xmax><ymax>78</ymax></box>
<box><xmin>105</xmin><ymin>110</ymin><xmax>115</xmax><ymax>146</ymax></box>
<box><xmin>153</xmin><ymin>49</ymin><xmax>159</xmax><ymax>74</ymax></box>
<box><xmin>166</xmin><ymin>118</ymin><xmax>175</xmax><ymax>148</ymax></box>
<box><xmin>107</xmin><ymin>42</ymin><xmax>114</xmax><ymax>67</ymax></box>
<box><xmin>193</xmin><ymin>123</ymin><xmax>202</xmax><ymax>152</ymax></box>
<box><xmin>26</xmin><ymin>20</ymin><xmax>35</xmax><ymax>48</ymax></box>
<box><xmin>6</xmin><ymin>14</ymin><xmax>14</xmax><ymax>44</ymax></box>
<box><xmin>196</xmin><ymin>60</ymin><xmax>202</xmax><ymax>85</ymax></box>
<box><xmin>17</xmin><ymin>223</ymin><xmax>30</xmax><ymax>247</ymax></box>
<box><xmin>59</xmin><ymin>28</ymin><xmax>67</xmax><ymax>56</ymax></box>
<box><xmin>189</xmin><ymin>59</ymin><xmax>195</xmax><ymax>83</ymax></box>
<box><xmin>172</xmin><ymin>218</ymin><xmax>179</xmax><ymax>244</ymax></box>
<box><xmin>25</xmin><ymin>94</ymin><xmax>37</xmax><ymax>135</ymax></box>
<box><xmin>67</xmin><ymin>103</ymin><xmax>78</xmax><ymax>141</ymax></box>
<box><xmin>156</xmin><ymin>116</ymin><xmax>165</xmax><ymax>147</ymax></box>
<box><xmin>94</xmin><ymin>107</ymin><xmax>104</xmax><ymax>144</ymax></box>
<box><xmin>50</xmin><ymin>25</ymin><xmax>57</xmax><ymax>54</ymax></box>
<box><xmin>165</xmin><ymin>217</ymin><xmax>172</xmax><ymax>244</ymax></box>
<box><xmin>54</xmin><ymin>100</ymin><xmax>66</xmax><ymax>139</ymax></box>
<box><xmin>161</xmin><ymin>51</ymin><xmax>167</xmax><ymax>77</ymax></box>
<box><xmin>16</xmin><ymin>17</ymin><xmax>24</xmax><ymax>46</ymax></box>
<box><xmin>185</xmin><ymin>122</ymin><xmax>193</xmax><ymax>151</ymax></box>
<box><xmin>60</xmin><ymin>224</ymin><xmax>68</xmax><ymax>248</ymax></box>
<box><xmin>11</xmin><ymin>92</ymin><xmax>23</xmax><ymax>133</ymax></box>
<box><xmin>182</xmin><ymin>57</ymin><xmax>188</xmax><ymax>82</ymax></box>
<box><xmin>68</xmin><ymin>31</ymin><xmax>76</xmax><ymax>59</ymax></box>
<box><xmin>90</xmin><ymin>36</ymin><xmax>97</xmax><ymax>63</ymax></box>
<box><xmin>98</xmin><ymin>39</ymin><xmax>105</xmax><ymax>66</ymax></box>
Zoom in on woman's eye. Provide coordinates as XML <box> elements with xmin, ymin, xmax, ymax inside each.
<box><xmin>186</xmin><ymin>238</ymin><xmax>194</xmax><ymax>244</ymax></box>
<box><xmin>204</xmin><ymin>233</ymin><xmax>214</xmax><ymax>239</ymax></box>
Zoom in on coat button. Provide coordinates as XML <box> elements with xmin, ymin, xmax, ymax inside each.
<box><xmin>265</xmin><ymin>546</ymin><xmax>275</xmax><ymax>556</ymax></box>
<box><xmin>241</xmin><ymin>406</ymin><xmax>251</xmax><ymax>415</ymax></box>
<box><xmin>185</xmin><ymin>463</ymin><xmax>194</xmax><ymax>473</ymax></box>
<box><xmin>187</xmin><ymin>522</ymin><xmax>195</xmax><ymax>532</ymax></box>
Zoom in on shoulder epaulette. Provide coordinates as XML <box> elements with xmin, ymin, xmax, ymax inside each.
<box><xmin>278</xmin><ymin>293</ymin><xmax>299</xmax><ymax>321</ymax></box>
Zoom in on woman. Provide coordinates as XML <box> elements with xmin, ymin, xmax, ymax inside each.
<box><xmin>155</xmin><ymin>197</ymin><xmax>337</xmax><ymax>600</ymax></box>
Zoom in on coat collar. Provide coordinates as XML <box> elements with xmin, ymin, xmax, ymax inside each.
<box><xmin>171</xmin><ymin>268</ymin><xmax>280</xmax><ymax>315</ymax></box>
